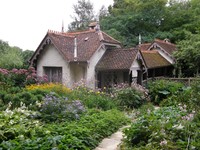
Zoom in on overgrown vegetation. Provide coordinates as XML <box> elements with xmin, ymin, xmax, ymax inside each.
<box><xmin>148</xmin><ymin>79</ymin><xmax>184</xmax><ymax>105</ymax></box>
<box><xmin>0</xmin><ymin>106</ymin><xmax>129</xmax><ymax>149</ymax></box>
<box><xmin>122</xmin><ymin>79</ymin><xmax>200</xmax><ymax>150</ymax></box>
<box><xmin>0</xmin><ymin>71</ymin><xmax>136</xmax><ymax>149</ymax></box>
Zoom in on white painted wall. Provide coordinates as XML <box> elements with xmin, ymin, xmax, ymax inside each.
<box><xmin>130</xmin><ymin>58</ymin><xmax>140</xmax><ymax>78</ymax></box>
<box><xmin>86</xmin><ymin>44</ymin><xmax>106</xmax><ymax>89</ymax></box>
<box><xmin>70</xmin><ymin>63</ymin><xmax>86</xmax><ymax>84</ymax></box>
<box><xmin>36</xmin><ymin>44</ymin><xmax>71</xmax><ymax>87</ymax></box>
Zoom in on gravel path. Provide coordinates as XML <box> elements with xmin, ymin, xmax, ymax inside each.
<box><xmin>94</xmin><ymin>126</ymin><xmax>130</xmax><ymax>150</ymax></box>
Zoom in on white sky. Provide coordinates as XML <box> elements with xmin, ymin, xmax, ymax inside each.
<box><xmin>0</xmin><ymin>0</ymin><xmax>113</xmax><ymax>50</ymax></box>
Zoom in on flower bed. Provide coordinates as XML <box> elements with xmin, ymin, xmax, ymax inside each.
<box><xmin>0</xmin><ymin>105</ymin><xmax>129</xmax><ymax>150</ymax></box>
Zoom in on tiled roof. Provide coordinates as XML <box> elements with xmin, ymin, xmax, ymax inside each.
<box><xmin>137</xmin><ymin>43</ymin><xmax>151</xmax><ymax>51</ymax></box>
<box><xmin>101</xmin><ymin>32</ymin><xmax>121</xmax><ymax>44</ymax></box>
<box><xmin>30</xmin><ymin>29</ymin><xmax>121</xmax><ymax>63</ymax></box>
<box><xmin>153</xmin><ymin>39</ymin><xmax>176</xmax><ymax>55</ymax></box>
<box><xmin>57</xmin><ymin>30</ymin><xmax>102</xmax><ymax>61</ymax></box>
<box><xmin>96</xmin><ymin>48</ymin><xmax>138</xmax><ymax>70</ymax></box>
<box><xmin>141</xmin><ymin>51</ymin><xmax>172</xmax><ymax>69</ymax></box>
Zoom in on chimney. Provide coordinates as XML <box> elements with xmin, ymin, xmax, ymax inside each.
<box><xmin>95</xmin><ymin>22</ymin><xmax>104</xmax><ymax>41</ymax></box>
<box><xmin>74</xmin><ymin>37</ymin><xmax>77</xmax><ymax>60</ymax></box>
<box><xmin>88</xmin><ymin>22</ymin><xmax>97</xmax><ymax>30</ymax></box>
<box><xmin>139</xmin><ymin>34</ymin><xmax>141</xmax><ymax>45</ymax></box>
<box><xmin>164</xmin><ymin>38</ymin><xmax>170</xmax><ymax>43</ymax></box>
<box><xmin>61</xmin><ymin>20</ymin><xmax>64</xmax><ymax>33</ymax></box>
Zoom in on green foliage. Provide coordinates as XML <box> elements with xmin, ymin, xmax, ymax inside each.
<box><xmin>100</xmin><ymin>0</ymin><xmax>200</xmax><ymax>47</ymax></box>
<box><xmin>123</xmin><ymin>106</ymin><xmax>199</xmax><ymax>149</ymax></box>
<box><xmin>148</xmin><ymin>80</ymin><xmax>184</xmax><ymax>105</ymax></box>
<box><xmin>40</xmin><ymin>92</ymin><xmax>86</xmax><ymax>122</ymax></box>
<box><xmin>0</xmin><ymin>40</ymin><xmax>34</xmax><ymax>69</ymax></box>
<box><xmin>68</xmin><ymin>0</ymin><xmax>95</xmax><ymax>31</ymax></box>
<box><xmin>174</xmin><ymin>33</ymin><xmax>200</xmax><ymax>77</ymax></box>
<box><xmin>0</xmin><ymin>107</ymin><xmax>129</xmax><ymax>150</ymax></box>
<box><xmin>70</xmin><ymin>86</ymin><xmax>117</xmax><ymax>110</ymax></box>
<box><xmin>160</xmin><ymin>80</ymin><xmax>200</xmax><ymax>111</ymax></box>
<box><xmin>0</xmin><ymin>89</ymin><xmax>47</xmax><ymax>111</ymax></box>
<box><xmin>0</xmin><ymin>104</ymin><xmax>42</xmax><ymax>143</ymax></box>
<box><xmin>0</xmin><ymin>67</ymin><xmax>48</xmax><ymax>89</ymax></box>
<box><xmin>115</xmin><ymin>87</ymin><xmax>146</xmax><ymax>109</ymax></box>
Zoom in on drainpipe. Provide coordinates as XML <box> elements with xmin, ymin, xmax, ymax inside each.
<box><xmin>74</xmin><ymin>37</ymin><xmax>77</xmax><ymax>60</ymax></box>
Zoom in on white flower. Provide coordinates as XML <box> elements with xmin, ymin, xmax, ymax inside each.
<box><xmin>173</xmin><ymin>124</ymin><xmax>184</xmax><ymax>129</ymax></box>
<box><xmin>160</xmin><ymin>139</ymin><xmax>167</xmax><ymax>146</ymax></box>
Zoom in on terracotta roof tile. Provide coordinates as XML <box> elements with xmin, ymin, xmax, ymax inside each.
<box><xmin>48</xmin><ymin>30</ymin><xmax>102</xmax><ymax>61</ymax></box>
<box><xmin>137</xmin><ymin>43</ymin><xmax>151</xmax><ymax>51</ymax></box>
<box><xmin>141</xmin><ymin>50</ymin><xmax>172</xmax><ymax>69</ymax></box>
<box><xmin>153</xmin><ymin>39</ymin><xmax>176</xmax><ymax>55</ymax></box>
<box><xmin>96</xmin><ymin>48</ymin><xmax>138</xmax><ymax>70</ymax></box>
<box><xmin>30</xmin><ymin>29</ymin><xmax>121</xmax><ymax>64</ymax></box>
<box><xmin>101</xmin><ymin>32</ymin><xmax>121</xmax><ymax>44</ymax></box>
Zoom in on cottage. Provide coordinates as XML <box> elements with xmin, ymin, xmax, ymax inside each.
<box><xmin>30</xmin><ymin>25</ymin><xmax>176</xmax><ymax>88</ymax></box>
<box><xmin>137</xmin><ymin>39</ymin><xmax>177</xmax><ymax>84</ymax></box>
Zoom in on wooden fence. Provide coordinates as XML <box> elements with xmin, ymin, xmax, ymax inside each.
<box><xmin>142</xmin><ymin>77</ymin><xmax>200</xmax><ymax>87</ymax></box>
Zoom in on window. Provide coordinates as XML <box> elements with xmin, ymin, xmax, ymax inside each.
<box><xmin>44</xmin><ymin>67</ymin><xmax>62</xmax><ymax>83</ymax></box>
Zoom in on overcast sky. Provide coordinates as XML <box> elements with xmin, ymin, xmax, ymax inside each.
<box><xmin>0</xmin><ymin>0</ymin><xmax>113</xmax><ymax>50</ymax></box>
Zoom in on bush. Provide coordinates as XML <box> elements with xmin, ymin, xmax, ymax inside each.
<box><xmin>40</xmin><ymin>92</ymin><xmax>86</xmax><ymax>122</ymax></box>
<box><xmin>26</xmin><ymin>83</ymin><xmax>71</xmax><ymax>96</ymax></box>
<box><xmin>70</xmin><ymin>86</ymin><xmax>117</xmax><ymax>110</ymax></box>
<box><xmin>160</xmin><ymin>86</ymin><xmax>192</xmax><ymax>107</ymax></box>
<box><xmin>0</xmin><ymin>89</ymin><xmax>48</xmax><ymax>111</ymax></box>
<box><xmin>0</xmin><ymin>107</ymin><xmax>129</xmax><ymax>150</ymax></box>
<box><xmin>160</xmin><ymin>80</ymin><xmax>200</xmax><ymax>111</ymax></box>
<box><xmin>148</xmin><ymin>80</ymin><xmax>184</xmax><ymax>105</ymax></box>
<box><xmin>115</xmin><ymin>87</ymin><xmax>146</xmax><ymax>109</ymax></box>
<box><xmin>0</xmin><ymin>67</ymin><xmax>48</xmax><ymax>89</ymax></box>
<box><xmin>123</xmin><ymin>106</ymin><xmax>199</xmax><ymax>150</ymax></box>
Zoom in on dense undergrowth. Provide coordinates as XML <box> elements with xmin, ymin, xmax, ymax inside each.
<box><xmin>122</xmin><ymin>79</ymin><xmax>200</xmax><ymax>150</ymax></box>
<box><xmin>0</xmin><ymin>68</ymin><xmax>146</xmax><ymax>149</ymax></box>
<box><xmin>2</xmin><ymin>68</ymin><xmax>199</xmax><ymax>149</ymax></box>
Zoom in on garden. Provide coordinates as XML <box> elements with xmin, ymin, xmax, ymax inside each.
<box><xmin>0</xmin><ymin>67</ymin><xmax>200</xmax><ymax>150</ymax></box>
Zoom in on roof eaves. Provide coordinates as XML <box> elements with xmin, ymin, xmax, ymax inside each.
<box><xmin>29</xmin><ymin>33</ymin><xmax>50</xmax><ymax>65</ymax></box>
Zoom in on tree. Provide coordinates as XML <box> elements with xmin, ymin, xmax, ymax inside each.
<box><xmin>100</xmin><ymin>0</ymin><xmax>200</xmax><ymax>46</ymax></box>
<box><xmin>68</xmin><ymin>0</ymin><xmax>95</xmax><ymax>31</ymax></box>
<box><xmin>0</xmin><ymin>39</ymin><xmax>34</xmax><ymax>69</ymax></box>
<box><xmin>98</xmin><ymin>5</ymin><xmax>109</xmax><ymax>21</ymax></box>
<box><xmin>174</xmin><ymin>32</ymin><xmax>200</xmax><ymax>77</ymax></box>
<box><xmin>21</xmin><ymin>50</ymin><xmax>34</xmax><ymax>68</ymax></box>
<box><xmin>0</xmin><ymin>46</ymin><xmax>23</xmax><ymax>69</ymax></box>
<box><xmin>101</xmin><ymin>0</ymin><xmax>168</xmax><ymax>47</ymax></box>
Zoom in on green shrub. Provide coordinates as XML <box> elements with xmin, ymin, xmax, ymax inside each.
<box><xmin>0</xmin><ymin>89</ymin><xmax>48</xmax><ymax>110</ymax></box>
<box><xmin>115</xmin><ymin>87</ymin><xmax>146</xmax><ymax>109</ymax></box>
<box><xmin>123</xmin><ymin>106</ymin><xmax>199</xmax><ymax>149</ymax></box>
<box><xmin>148</xmin><ymin>80</ymin><xmax>184</xmax><ymax>105</ymax></box>
<box><xmin>160</xmin><ymin>80</ymin><xmax>200</xmax><ymax>111</ymax></box>
<box><xmin>70</xmin><ymin>86</ymin><xmax>117</xmax><ymax>110</ymax></box>
<box><xmin>0</xmin><ymin>107</ymin><xmax>129</xmax><ymax>150</ymax></box>
<box><xmin>40</xmin><ymin>92</ymin><xmax>86</xmax><ymax>122</ymax></box>
<box><xmin>160</xmin><ymin>86</ymin><xmax>192</xmax><ymax>107</ymax></box>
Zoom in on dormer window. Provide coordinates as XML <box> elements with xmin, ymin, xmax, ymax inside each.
<box><xmin>84</xmin><ymin>37</ymin><xmax>89</xmax><ymax>41</ymax></box>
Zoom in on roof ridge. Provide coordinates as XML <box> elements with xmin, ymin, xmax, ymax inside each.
<box><xmin>111</xmin><ymin>47</ymin><xmax>137</xmax><ymax>51</ymax></box>
<box><xmin>141</xmin><ymin>50</ymin><xmax>158</xmax><ymax>53</ymax></box>
<box><xmin>154</xmin><ymin>38</ymin><xmax>176</xmax><ymax>46</ymax></box>
<box><xmin>65</xmin><ymin>29</ymin><xmax>96</xmax><ymax>35</ymax></box>
<box><xmin>140</xmin><ymin>43</ymin><xmax>151</xmax><ymax>45</ymax></box>
<box><xmin>48</xmin><ymin>29</ymin><xmax>75</xmax><ymax>38</ymax></box>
